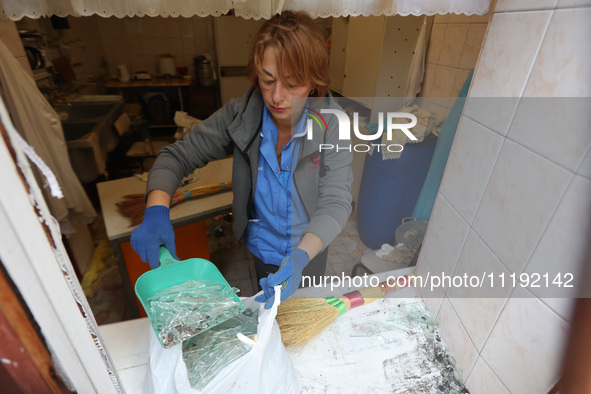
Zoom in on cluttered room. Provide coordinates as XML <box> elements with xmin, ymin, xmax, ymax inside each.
<box><xmin>2</xmin><ymin>0</ymin><xmax>589</xmax><ymax>392</ymax></box>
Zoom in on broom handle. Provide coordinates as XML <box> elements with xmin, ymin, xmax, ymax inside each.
<box><xmin>330</xmin><ymin>275</ymin><xmax>414</xmax><ymax>314</ymax></box>
<box><xmin>170</xmin><ymin>181</ymin><xmax>232</xmax><ymax>205</ymax></box>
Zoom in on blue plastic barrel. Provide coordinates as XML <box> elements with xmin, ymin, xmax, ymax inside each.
<box><xmin>357</xmin><ymin>134</ymin><xmax>437</xmax><ymax>250</ymax></box>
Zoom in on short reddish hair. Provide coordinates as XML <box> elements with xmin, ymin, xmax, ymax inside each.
<box><xmin>247</xmin><ymin>11</ymin><xmax>330</xmax><ymax>98</ymax></box>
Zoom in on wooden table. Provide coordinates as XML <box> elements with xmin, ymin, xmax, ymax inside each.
<box><xmin>96</xmin><ymin>157</ymin><xmax>234</xmax><ymax>317</ymax></box>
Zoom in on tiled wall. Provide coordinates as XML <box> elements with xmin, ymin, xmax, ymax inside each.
<box><xmin>92</xmin><ymin>16</ymin><xmax>216</xmax><ymax>79</ymax></box>
<box><xmin>14</xmin><ymin>15</ymin><xmax>217</xmax><ymax>93</ymax></box>
<box><xmin>420</xmin><ymin>2</ymin><xmax>494</xmax><ymax>115</ymax></box>
<box><xmin>417</xmin><ymin>1</ymin><xmax>591</xmax><ymax>393</ymax></box>
<box><xmin>58</xmin><ymin>16</ymin><xmax>107</xmax><ymax>87</ymax></box>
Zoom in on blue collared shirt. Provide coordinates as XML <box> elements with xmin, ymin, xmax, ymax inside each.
<box><xmin>245</xmin><ymin>105</ymin><xmax>309</xmax><ymax>266</ymax></box>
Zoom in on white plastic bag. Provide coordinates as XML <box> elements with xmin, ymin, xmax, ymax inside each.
<box><xmin>145</xmin><ymin>286</ymin><xmax>301</xmax><ymax>394</ymax></box>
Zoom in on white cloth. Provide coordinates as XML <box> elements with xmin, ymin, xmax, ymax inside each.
<box><xmin>174</xmin><ymin>111</ymin><xmax>202</xmax><ymax>140</ymax></box>
<box><xmin>0</xmin><ymin>0</ymin><xmax>491</xmax><ymax>20</ymax></box>
<box><xmin>85</xmin><ymin>132</ymin><xmax>107</xmax><ymax>175</ymax></box>
<box><xmin>0</xmin><ymin>41</ymin><xmax>96</xmax><ymax>230</ymax></box>
<box><xmin>404</xmin><ymin>17</ymin><xmax>428</xmax><ymax>105</ymax></box>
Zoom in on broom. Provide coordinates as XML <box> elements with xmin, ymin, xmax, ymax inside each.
<box><xmin>116</xmin><ymin>181</ymin><xmax>232</xmax><ymax>226</ymax></box>
<box><xmin>276</xmin><ymin>274</ymin><xmax>414</xmax><ymax>347</ymax></box>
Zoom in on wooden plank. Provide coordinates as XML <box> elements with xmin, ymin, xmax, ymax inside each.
<box><xmin>0</xmin><ymin>266</ymin><xmax>68</xmax><ymax>392</ymax></box>
<box><xmin>0</xmin><ymin>306</ymin><xmax>53</xmax><ymax>393</ymax></box>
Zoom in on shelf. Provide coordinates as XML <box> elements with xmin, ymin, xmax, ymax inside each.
<box><xmin>33</xmin><ymin>69</ymin><xmax>51</xmax><ymax>81</ymax></box>
<box><xmin>148</xmin><ymin>124</ymin><xmax>178</xmax><ymax>128</ymax></box>
<box><xmin>104</xmin><ymin>78</ymin><xmax>191</xmax><ymax>88</ymax></box>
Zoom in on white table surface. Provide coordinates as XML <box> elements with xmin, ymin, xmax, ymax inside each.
<box><xmin>97</xmin><ymin>157</ymin><xmax>234</xmax><ymax>241</ymax></box>
<box><xmin>99</xmin><ymin>268</ymin><xmax>424</xmax><ymax>393</ymax></box>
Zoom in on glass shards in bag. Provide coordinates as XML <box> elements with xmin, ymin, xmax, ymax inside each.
<box><xmin>148</xmin><ymin>279</ymin><xmax>245</xmax><ymax>348</ymax></box>
<box><xmin>182</xmin><ymin>307</ymin><xmax>258</xmax><ymax>390</ymax></box>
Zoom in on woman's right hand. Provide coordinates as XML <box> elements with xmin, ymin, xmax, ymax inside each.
<box><xmin>130</xmin><ymin>205</ymin><xmax>177</xmax><ymax>269</ymax></box>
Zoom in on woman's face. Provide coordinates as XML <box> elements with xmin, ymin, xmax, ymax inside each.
<box><xmin>258</xmin><ymin>47</ymin><xmax>312</xmax><ymax>129</ymax></box>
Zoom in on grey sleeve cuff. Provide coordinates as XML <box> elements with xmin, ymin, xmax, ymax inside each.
<box><xmin>145</xmin><ymin>166</ymin><xmax>183</xmax><ymax>202</ymax></box>
<box><xmin>304</xmin><ymin>214</ymin><xmax>344</xmax><ymax>250</ymax></box>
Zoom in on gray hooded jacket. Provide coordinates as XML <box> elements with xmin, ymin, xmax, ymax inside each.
<box><xmin>146</xmin><ymin>88</ymin><xmax>353</xmax><ymax>249</ymax></box>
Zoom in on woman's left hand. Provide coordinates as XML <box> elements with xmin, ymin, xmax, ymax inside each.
<box><xmin>255</xmin><ymin>248</ymin><xmax>310</xmax><ymax>308</ymax></box>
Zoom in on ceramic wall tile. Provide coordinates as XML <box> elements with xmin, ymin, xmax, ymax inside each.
<box><xmin>194</xmin><ymin>38</ymin><xmax>213</xmax><ymax>56</ymax></box>
<box><xmin>439</xmin><ymin>117</ymin><xmax>504</xmax><ymax>224</ymax></box>
<box><xmin>473</xmin><ymin>140</ymin><xmax>571</xmax><ymax>273</ymax></box>
<box><xmin>436</xmin><ymin>299</ymin><xmax>479</xmax><ymax>380</ymax></box>
<box><xmin>494</xmin><ymin>0</ymin><xmax>557</xmax><ymax>12</ymax></box>
<box><xmin>458</xmin><ymin>23</ymin><xmax>488</xmax><ymax>70</ymax></box>
<box><xmin>541</xmin><ymin>297</ymin><xmax>576</xmax><ymax>321</ymax></box>
<box><xmin>462</xmin><ymin>97</ymin><xmax>519</xmax><ymax>137</ymax></box>
<box><xmin>97</xmin><ymin>17</ymin><xmax>125</xmax><ymax>37</ymax></box>
<box><xmin>124</xmin><ymin>19</ymin><xmax>144</xmax><ymax>36</ymax></box>
<box><xmin>193</xmin><ymin>18</ymin><xmax>211</xmax><ymax>38</ymax></box>
<box><xmin>448</xmin><ymin>13</ymin><xmax>472</xmax><ymax>23</ymax></box>
<box><xmin>438</xmin><ymin>24</ymin><xmax>469</xmax><ymax>68</ymax></box>
<box><xmin>107</xmin><ymin>36</ymin><xmax>129</xmax><ymax>56</ymax></box>
<box><xmin>525</xmin><ymin>175</ymin><xmax>591</xmax><ymax>301</ymax></box>
<box><xmin>420</xmin><ymin>63</ymin><xmax>436</xmax><ymax>97</ymax></box>
<box><xmin>142</xmin><ymin>17</ymin><xmax>167</xmax><ymax>39</ymax></box>
<box><xmin>430</xmin><ymin>65</ymin><xmax>456</xmax><ymax>97</ymax></box>
<box><xmin>425</xmin><ymin>23</ymin><xmax>446</xmax><ymax>65</ymax></box>
<box><xmin>163</xmin><ymin>18</ymin><xmax>181</xmax><ymax>38</ymax></box>
<box><xmin>507</xmin><ymin>98</ymin><xmax>591</xmax><ymax>171</ymax></box>
<box><xmin>470</xmin><ymin>5</ymin><xmax>494</xmax><ymax>23</ymax></box>
<box><xmin>481</xmin><ymin>287</ymin><xmax>568</xmax><ymax>393</ymax></box>
<box><xmin>415</xmin><ymin>253</ymin><xmax>444</xmax><ymax>317</ymax></box>
<box><xmin>179</xmin><ymin>19</ymin><xmax>194</xmax><ymax>39</ymax></box>
<box><xmin>135</xmin><ymin>38</ymin><xmax>152</xmax><ymax>57</ymax></box>
<box><xmin>465</xmin><ymin>357</ymin><xmax>510</xmax><ymax>393</ymax></box>
<box><xmin>469</xmin><ymin>11</ymin><xmax>552</xmax><ymax>97</ymax></box>
<box><xmin>556</xmin><ymin>0</ymin><xmax>591</xmax><ymax>7</ymax></box>
<box><xmin>151</xmin><ymin>38</ymin><xmax>170</xmax><ymax>60</ymax></box>
<box><xmin>523</xmin><ymin>9</ymin><xmax>591</xmax><ymax>97</ymax></box>
<box><xmin>470</xmin><ymin>14</ymin><xmax>492</xmax><ymax>23</ymax></box>
<box><xmin>433</xmin><ymin>14</ymin><xmax>449</xmax><ymax>24</ymax></box>
<box><xmin>578</xmin><ymin>146</ymin><xmax>591</xmax><ymax>179</ymax></box>
<box><xmin>421</xmin><ymin>195</ymin><xmax>470</xmax><ymax>283</ymax></box>
<box><xmin>447</xmin><ymin>231</ymin><xmax>511</xmax><ymax>350</ymax></box>
<box><xmin>167</xmin><ymin>40</ymin><xmax>184</xmax><ymax>59</ymax></box>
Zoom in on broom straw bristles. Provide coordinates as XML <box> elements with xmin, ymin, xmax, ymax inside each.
<box><xmin>277</xmin><ymin>276</ymin><xmax>414</xmax><ymax>347</ymax></box>
<box><xmin>276</xmin><ymin>297</ymin><xmax>350</xmax><ymax>347</ymax></box>
<box><xmin>116</xmin><ymin>181</ymin><xmax>232</xmax><ymax>227</ymax></box>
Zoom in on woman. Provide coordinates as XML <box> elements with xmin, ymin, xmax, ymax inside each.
<box><xmin>131</xmin><ymin>11</ymin><xmax>353</xmax><ymax>307</ymax></box>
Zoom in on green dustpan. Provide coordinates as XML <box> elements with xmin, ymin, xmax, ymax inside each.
<box><xmin>135</xmin><ymin>246</ymin><xmax>244</xmax><ymax>347</ymax></box>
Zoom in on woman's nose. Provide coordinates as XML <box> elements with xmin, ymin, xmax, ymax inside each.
<box><xmin>272</xmin><ymin>82</ymin><xmax>285</xmax><ymax>103</ymax></box>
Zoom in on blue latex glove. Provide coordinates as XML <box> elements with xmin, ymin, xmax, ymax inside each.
<box><xmin>130</xmin><ymin>205</ymin><xmax>177</xmax><ymax>269</ymax></box>
<box><xmin>255</xmin><ymin>248</ymin><xmax>309</xmax><ymax>309</ymax></box>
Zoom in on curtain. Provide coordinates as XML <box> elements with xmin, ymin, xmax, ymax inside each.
<box><xmin>1</xmin><ymin>0</ymin><xmax>490</xmax><ymax>20</ymax></box>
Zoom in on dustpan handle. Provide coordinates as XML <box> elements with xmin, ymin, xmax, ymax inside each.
<box><xmin>159</xmin><ymin>246</ymin><xmax>178</xmax><ymax>267</ymax></box>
